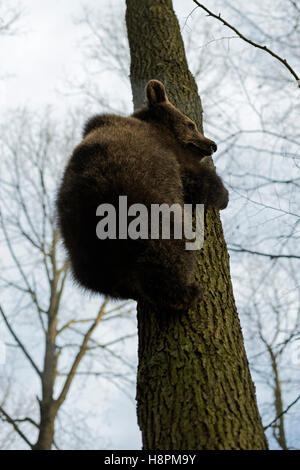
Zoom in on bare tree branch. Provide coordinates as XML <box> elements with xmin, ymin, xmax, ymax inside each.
<box><xmin>0</xmin><ymin>406</ymin><xmax>33</xmax><ymax>449</ymax></box>
<box><xmin>192</xmin><ymin>1</ymin><xmax>300</xmax><ymax>86</ymax></box>
<box><xmin>0</xmin><ymin>305</ymin><xmax>41</xmax><ymax>378</ymax></box>
<box><xmin>55</xmin><ymin>300</ymin><xmax>109</xmax><ymax>408</ymax></box>
<box><xmin>264</xmin><ymin>393</ymin><xmax>300</xmax><ymax>431</ymax></box>
<box><xmin>229</xmin><ymin>245</ymin><xmax>300</xmax><ymax>260</ymax></box>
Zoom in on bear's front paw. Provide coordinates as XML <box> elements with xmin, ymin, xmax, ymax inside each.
<box><xmin>199</xmin><ymin>156</ymin><xmax>215</xmax><ymax>170</ymax></box>
<box><xmin>205</xmin><ymin>176</ymin><xmax>229</xmax><ymax>210</ymax></box>
<box><xmin>169</xmin><ymin>284</ymin><xmax>204</xmax><ymax>311</ymax></box>
<box><xmin>216</xmin><ymin>187</ymin><xmax>229</xmax><ymax>210</ymax></box>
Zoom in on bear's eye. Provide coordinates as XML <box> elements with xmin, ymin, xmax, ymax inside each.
<box><xmin>187</xmin><ymin>122</ymin><xmax>195</xmax><ymax>130</ymax></box>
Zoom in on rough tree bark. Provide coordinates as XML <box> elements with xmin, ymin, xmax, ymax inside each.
<box><xmin>126</xmin><ymin>0</ymin><xmax>268</xmax><ymax>450</ymax></box>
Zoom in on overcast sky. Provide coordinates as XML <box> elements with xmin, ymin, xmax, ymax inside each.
<box><xmin>0</xmin><ymin>0</ymin><xmax>195</xmax><ymax>113</ymax></box>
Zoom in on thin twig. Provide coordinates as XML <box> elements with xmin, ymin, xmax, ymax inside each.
<box><xmin>192</xmin><ymin>1</ymin><xmax>300</xmax><ymax>86</ymax></box>
<box><xmin>229</xmin><ymin>246</ymin><xmax>300</xmax><ymax>260</ymax></box>
<box><xmin>0</xmin><ymin>406</ymin><xmax>33</xmax><ymax>449</ymax></box>
<box><xmin>264</xmin><ymin>394</ymin><xmax>300</xmax><ymax>430</ymax></box>
<box><xmin>0</xmin><ymin>305</ymin><xmax>41</xmax><ymax>377</ymax></box>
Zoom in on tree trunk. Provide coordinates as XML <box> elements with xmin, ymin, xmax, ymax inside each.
<box><xmin>126</xmin><ymin>0</ymin><xmax>268</xmax><ymax>450</ymax></box>
<box><xmin>33</xmin><ymin>309</ymin><xmax>58</xmax><ymax>450</ymax></box>
<box><xmin>32</xmin><ymin>401</ymin><xmax>57</xmax><ymax>450</ymax></box>
<box><xmin>268</xmin><ymin>347</ymin><xmax>287</xmax><ymax>449</ymax></box>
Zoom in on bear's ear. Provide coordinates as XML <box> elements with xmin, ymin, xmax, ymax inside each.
<box><xmin>146</xmin><ymin>80</ymin><xmax>168</xmax><ymax>106</ymax></box>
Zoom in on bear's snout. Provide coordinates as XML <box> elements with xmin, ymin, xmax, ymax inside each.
<box><xmin>191</xmin><ymin>136</ymin><xmax>217</xmax><ymax>157</ymax></box>
<box><xmin>210</xmin><ymin>141</ymin><xmax>217</xmax><ymax>153</ymax></box>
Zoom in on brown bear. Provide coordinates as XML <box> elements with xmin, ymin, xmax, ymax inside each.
<box><xmin>56</xmin><ymin>80</ymin><xmax>228</xmax><ymax>311</ymax></box>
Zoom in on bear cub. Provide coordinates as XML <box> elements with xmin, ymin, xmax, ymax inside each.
<box><xmin>56</xmin><ymin>80</ymin><xmax>228</xmax><ymax>311</ymax></box>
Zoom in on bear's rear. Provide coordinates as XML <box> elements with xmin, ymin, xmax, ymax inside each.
<box><xmin>56</xmin><ymin>114</ymin><xmax>182</xmax><ymax>298</ymax></box>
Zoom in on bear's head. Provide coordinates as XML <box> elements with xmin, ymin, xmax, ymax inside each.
<box><xmin>134</xmin><ymin>79</ymin><xmax>217</xmax><ymax>158</ymax></box>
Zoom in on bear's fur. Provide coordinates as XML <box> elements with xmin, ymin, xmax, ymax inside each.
<box><xmin>56</xmin><ymin>80</ymin><xmax>228</xmax><ymax>310</ymax></box>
